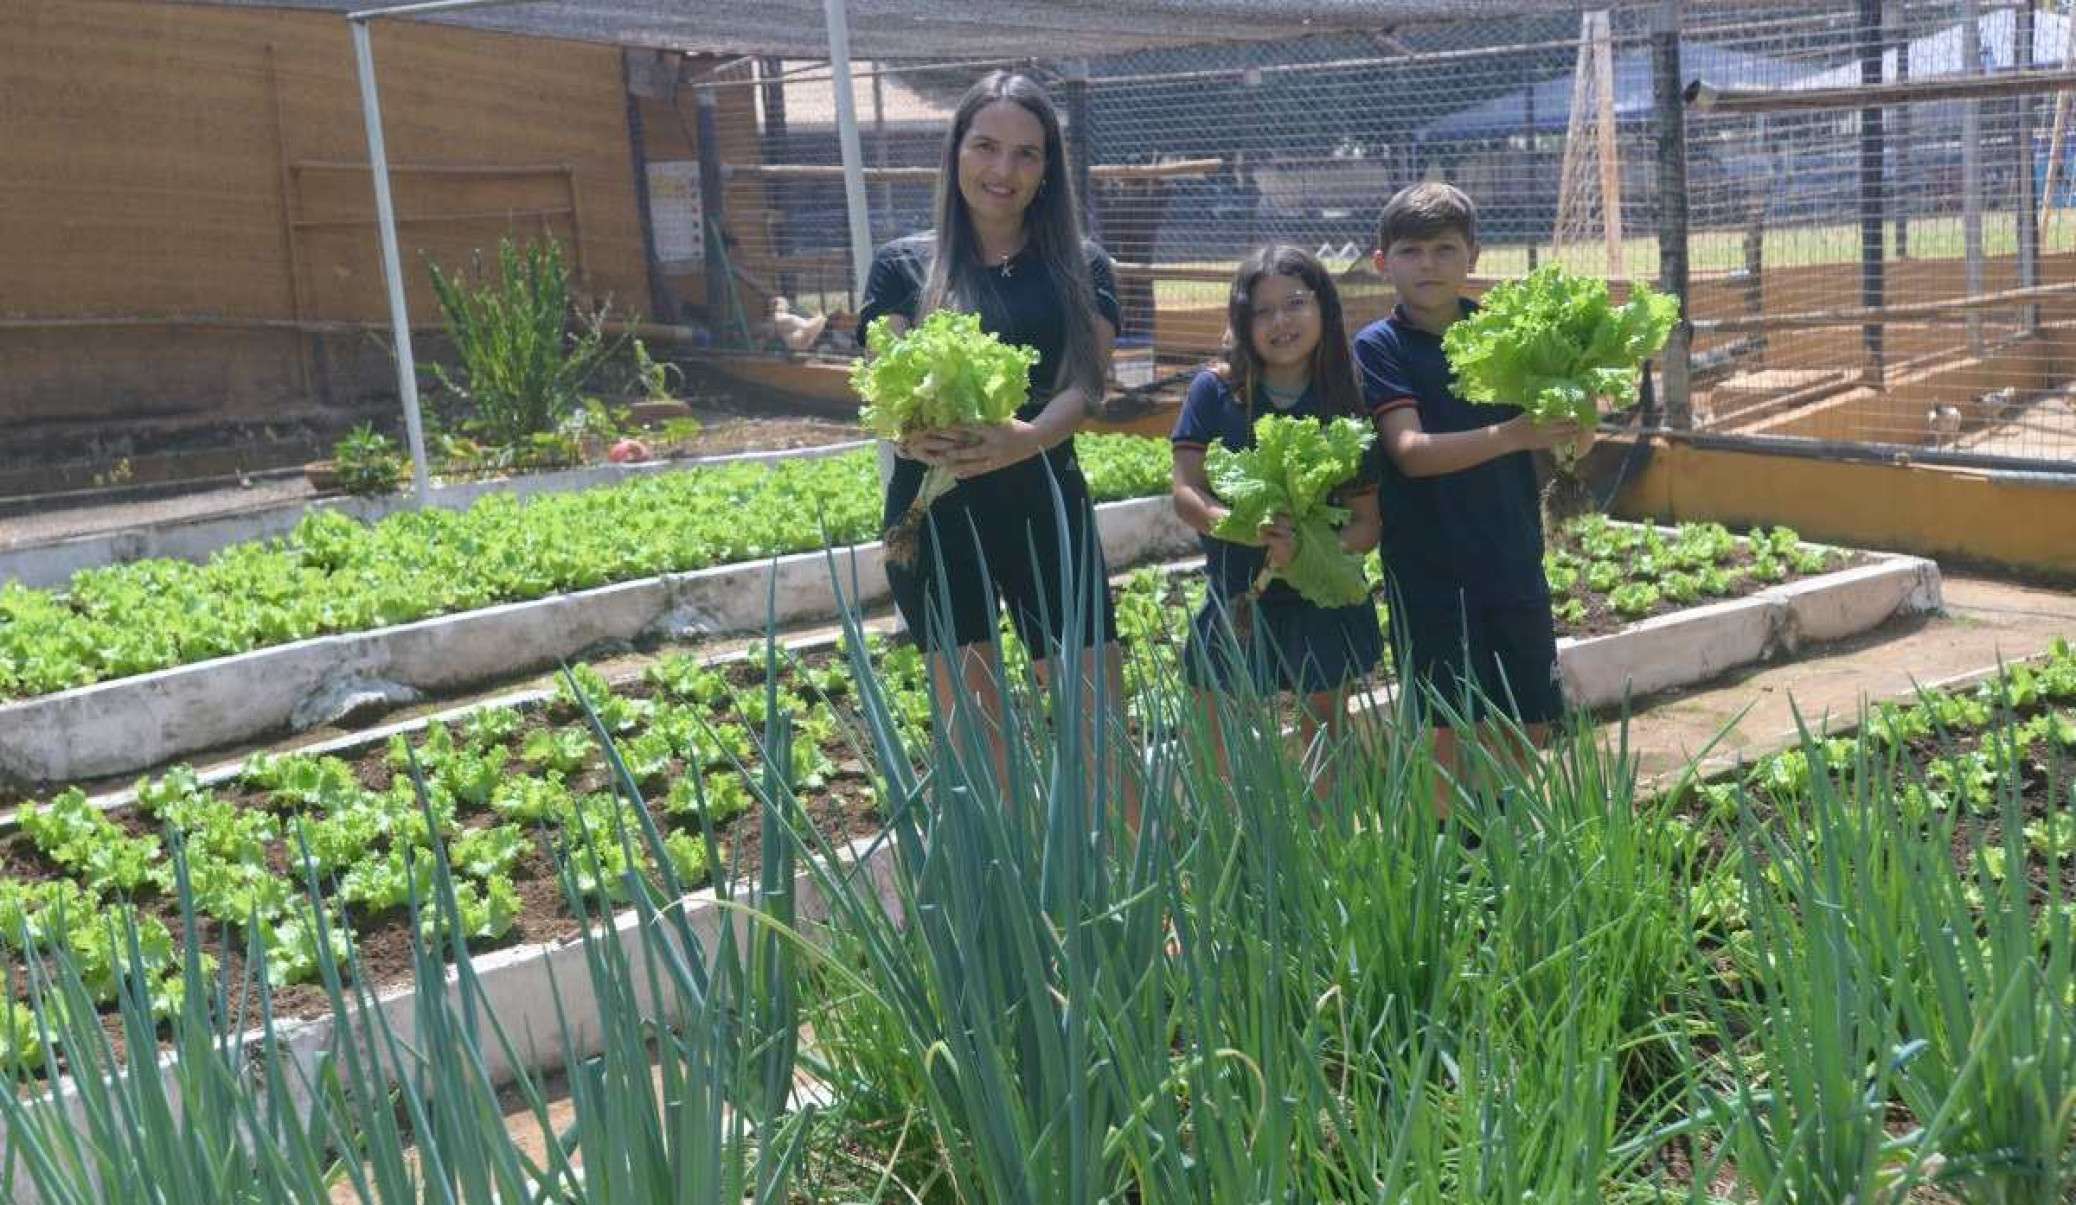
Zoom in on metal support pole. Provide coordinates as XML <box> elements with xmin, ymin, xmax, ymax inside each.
<box><xmin>694</xmin><ymin>87</ymin><xmax>735</xmax><ymax>335</ymax></box>
<box><xmin>623</xmin><ymin>53</ymin><xmax>675</xmax><ymax>325</ymax></box>
<box><xmin>1243</xmin><ymin>66</ymin><xmax>1263</xmax><ymax>249</ymax></box>
<box><xmin>2018</xmin><ymin>0</ymin><xmax>2041</xmax><ymax>333</ymax></box>
<box><xmin>1523</xmin><ymin>54</ymin><xmax>1540</xmax><ymax>270</ymax></box>
<box><xmin>758</xmin><ymin>57</ymin><xmax>795</xmax><ymax>303</ymax></box>
<box><xmin>872</xmin><ymin>70</ymin><xmax>892</xmax><ymax>222</ymax></box>
<box><xmin>1962</xmin><ymin>0</ymin><xmax>1984</xmax><ymax>356</ymax></box>
<box><xmin>350</xmin><ymin>18</ymin><xmax>431</xmax><ymax>505</ymax></box>
<box><xmin>822</xmin><ymin>0</ymin><xmax>886</xmax><ymax>486</ymax></box>
<box><xmin>1651</xmin><ymin>0</ymin><xmax>1692</xmax><ymax>428</ymax></box>
<box><xmin>1886</xmin><ymin>0</ymin><xmax>1910</xmax><ymax>260</ymax></box>
<box><xmin>823</xmin><ymin>0</ymin><xmax>875</xmax><ymax>303</ymax></box>
<box><xmin>1857</xmin><ymin>0</ymin><xmax>1887</xmax><ymax>384</ymax></box>
<box><xmin>1063</xmin><ymin>59</ymin><xmax>1095</xmax><ymax>240</ymax></box>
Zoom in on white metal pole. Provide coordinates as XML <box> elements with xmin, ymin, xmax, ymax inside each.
<box><xmin>351</xmin><ymin>17</ymin><xmax>432</xmax><ymax>505</ymax></box>
<box><xmin>823</xmin><ymin>0</ymin><xmax>875</xmax><ymax>300</ymax></box>
<box><xmin>822</xmin><ymin>0</ymin><xmax>888</xmax><ymax>486</ymax></box>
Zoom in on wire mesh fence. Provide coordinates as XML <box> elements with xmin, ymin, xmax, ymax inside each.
<box><xmin>1074</xmin><ymin>15</ymin><xmax>1667</xmax><ymax>372</ymax></box>
<box><xmin>1681</xmin><ymin>0</ymin><xmax>2076</xmax><ymax>468</ymax></box>
<box><xmin>677</xmin><ymin>2</ymin><xmax>2076</xmax><ymax>471</ymax></box>
<box><xmin>7</xmin><ymin>0</ymin><xmax>2074</xmax><ymax>520</ymax></box>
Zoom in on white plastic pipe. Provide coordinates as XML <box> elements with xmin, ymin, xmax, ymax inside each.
<box><xmin>350</xmin><ymin>18</ymin><xmax>432</xmax><ymax>505</ymax></box>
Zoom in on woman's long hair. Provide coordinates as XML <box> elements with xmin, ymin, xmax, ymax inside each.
<box><xmin>921</xmin><ymin>71</ymin><xmax>1104</xmax><ymax>405</ymax></box>
<box><xmin>1219</xmin><ymin>244</ymin><xmax>1362</xmax><ymax>420</ymax></box>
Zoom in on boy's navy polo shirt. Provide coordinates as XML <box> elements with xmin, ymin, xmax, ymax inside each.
<box><xmin>1171</xmin><ymin>369</ymin><xmax>1376</xmax><ymax>605</ymax></box>
<box><xmin>1353</xmin><ymin>301</ymin><xmax>1548</xmax><ymax>607</ymax></box>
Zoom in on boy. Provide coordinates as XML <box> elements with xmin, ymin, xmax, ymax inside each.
<box><xmin>1352</xmin><ymin>183</ymin><xmax>1593</xmax><ymax>816</ymax></box>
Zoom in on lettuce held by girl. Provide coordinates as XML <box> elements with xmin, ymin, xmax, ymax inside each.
<box><xmin>1206</xmin><ymin>414</ymin><xmax>1375</xmax><ymax>607</ymax></box>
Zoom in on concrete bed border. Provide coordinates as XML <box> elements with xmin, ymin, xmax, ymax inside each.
<box><xmin>0</xmin><ymin>439</ymin><xmax>875</xmax><ymax>592</ymax></box>
<box><xmin>1554</xmin><ymin>552</ymin><xmax>1945</xmax><ymax>711</ymax></box>
<box><xmin>0</xmin><ymin>495</ymin><xmax>1198</xmax><ymax>788</ymax></box>
<box><xmin>2</xmin><ymin>527</ymin><xmax>1943</xmax><ymax>795</ymax></box>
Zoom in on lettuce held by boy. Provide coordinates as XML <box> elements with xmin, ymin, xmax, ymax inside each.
<box><xmin>1207</xmin><ymin>414</ymin><xmax>1375</xmax><ymax>608</ymax></box>
<box><xmin>1441</xmin><ymin>263</ymin><xmax>1680</xmax><ymax>529</ymax></box>
<box><xmin>851</xmin><ymin>311</ymin><xmax>1041</xmax><ymax>567</ymax></box>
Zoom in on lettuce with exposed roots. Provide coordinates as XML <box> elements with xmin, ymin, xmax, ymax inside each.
<box><xmin>851</xmin><ymin>311</ymin><xmax>1040</xmax><ymax>567</ymax></box>
<box><xmin>1442</xmin><ymin>264</ymin><xmax>1680</xmax><ymax>531</ymax></box>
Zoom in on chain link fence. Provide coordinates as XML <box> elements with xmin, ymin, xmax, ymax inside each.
<box><xmin>672</xmin><ymin>3</ymin><xmax>2076</xmax><ymax>471</ymax></box>
<box><xmin>7</xmin><ymin>0</ymin><xmax>2073</xmax><ymax>524</ymax></box>
<box><xmin>1075</xmin><ymin>15</ymin><xmax>1664</xmax><ymax>377</ymax></box>
<box><xmin>1683</xmin><ymin>0</ymin><xmax>2076</xmax><ymax>469</ymax></box>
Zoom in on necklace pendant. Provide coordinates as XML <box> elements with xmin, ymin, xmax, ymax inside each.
<box><xmin>999</xmin><ymin>259</ymin><xmax>1014</xmax><ymax>278</ymax></box>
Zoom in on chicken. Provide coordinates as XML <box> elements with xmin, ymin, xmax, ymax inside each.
<box><xmin>1927</xmin><ymin>403</ymin><xmax>1963</xmax><ymax>450</ymax></box>
<box><xmin>768</xmin><ymin>297</ymin><xmax>828</xmax><ymax>354</ymax></box>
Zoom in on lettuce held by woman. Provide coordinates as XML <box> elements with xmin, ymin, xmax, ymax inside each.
<box><xmin>851</xmin><ymin>310</ymin><xmax>1040</xmax><ymax>567</ymax></box>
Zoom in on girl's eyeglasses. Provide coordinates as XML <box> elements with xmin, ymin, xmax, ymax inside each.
<box><xmin>1248</xmin><ymin>292</ymin><xmax>1318</xmax><ymax>324</ymax></box>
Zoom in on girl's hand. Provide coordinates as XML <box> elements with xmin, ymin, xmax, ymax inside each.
<box><xmin>939</xmin><ymin>422</ymin><xmax>1041</xmax><ymax>479</ymax></box>
<box><xmin>1261</xmin><ymin>514</ymin><xmax>1296</xmax><ymax>570</ymax></box>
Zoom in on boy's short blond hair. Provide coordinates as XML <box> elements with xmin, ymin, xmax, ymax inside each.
<box><xmin>1376</xmin><ymin>182</ymin><xmax>1478</xmax><ymax>254</ymax></box>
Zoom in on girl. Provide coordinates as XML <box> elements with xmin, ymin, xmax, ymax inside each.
<box><xmin>1170</xmin><ymin>245</ymin><xmax>1385</xmax><ymax>778</ymax></box>
<box><xmin>855</xmin><ymin>71</ymin><xmax>1129</xmax><ymax>804</ymax></box>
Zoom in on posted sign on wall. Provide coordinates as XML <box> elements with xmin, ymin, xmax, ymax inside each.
<box><xmin>646</xmin><ymin>161</ymin><xmax>703</xmax><ymax>267</ymax></box>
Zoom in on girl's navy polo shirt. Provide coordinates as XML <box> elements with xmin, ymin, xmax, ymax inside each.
<box><xmin>1352</xmin><ymin>302</ymin><xmax>1549</xmax><ymax>607</ymax></box>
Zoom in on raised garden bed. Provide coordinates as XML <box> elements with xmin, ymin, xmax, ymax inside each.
<box><xmin>5</xmin><ymin>634</ymin><xmax>2067</xmax><ymax>1204</ymax></box>
<box><xmin>0</xmin><ymin>641</ymin><xmax>908</xmax><ymax>1074</ymax></box>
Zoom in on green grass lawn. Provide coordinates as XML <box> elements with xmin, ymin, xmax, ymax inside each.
<box><xmin>1148</xmin><ymin>211</ymin><xmax>2076</xmax><ymax>306</ymax></box>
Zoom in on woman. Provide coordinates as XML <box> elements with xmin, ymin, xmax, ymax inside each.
<box><xmin>855</xmin><ymin>70</ymin><xmax>1130</xmax><ymax>808</ymax></box>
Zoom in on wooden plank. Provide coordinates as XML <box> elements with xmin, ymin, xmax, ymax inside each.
<box><xmin>1693</xmin><ymin>279</ymin><xmax>2076</xmax><ymax>333</ymax></box>
<box><xmin>1591</xmin><ymin>10</ymin><xmax>1624</xmax><ymax>277</ymax></box>
<box><xmin>290</xmin><ymin>207</ymin><xmax>576</xmax><ymax>229</ymax></box>
<box><xmin>290</xmin><ymin>160</ymin><xmax>578</xmax><ymax>176</ymax></box>
<box><xmin>1687</xmin><ymin>67</ymin><xmax>2076</xmax><ymax>115</ymax></box>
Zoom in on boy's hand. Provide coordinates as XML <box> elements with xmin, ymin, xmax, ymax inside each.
<box><xmin>1507</xmin><ymin>415</ymin><xmax>1595</xmax><ymax>456</ymax></box>
<box><xmin>1261</xmin><ymin>515</ymin><xmax>1296</xmax><ymax>570</ymax></box>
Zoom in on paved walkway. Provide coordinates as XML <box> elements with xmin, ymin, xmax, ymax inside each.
<box><xmin>1608</xmin><ymin>574</ymin><xmax>2076</xmax><ymax>782</ymax></box>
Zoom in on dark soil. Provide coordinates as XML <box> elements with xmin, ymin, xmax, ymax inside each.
<box><xmin>1553</xmin><ymin>545</ymin><xmax>1868</xmax><ymax>640</ymax></box>
<box><xmin>0</xmin><ymin>647</ymin><xmax>893</xmax><ymax>1037</ymax></box>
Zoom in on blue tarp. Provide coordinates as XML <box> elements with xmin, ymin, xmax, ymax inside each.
<box><xmin>1789</xmin><ymin>8</ymin><xmax>2071</xmax><ymax>89</ymax></box>
<box><xmin>1418</xmin><ymin>42</ymin><xmax>1807</xmax><ymax>143</ymax></box>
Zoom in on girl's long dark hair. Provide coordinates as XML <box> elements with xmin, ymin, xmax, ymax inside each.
<box><xmin>921</xmin><ymin>71</ymin><xmax>1104</xmax><ymax>406</ymax></box>
<box><xmin>1219</xmin><ymin>244</ymin><xmax>1362</xmax><ymax>420</ymax></box>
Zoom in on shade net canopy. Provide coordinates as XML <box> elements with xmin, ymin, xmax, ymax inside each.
<box><xmin>175</xmin><ymin>0</ymin><xmax>1597</xmax><ymax>58</ymax></box>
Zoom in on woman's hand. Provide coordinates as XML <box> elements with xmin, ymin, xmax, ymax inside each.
<box><xmin>1261</xmin><ymin>514</ymin><xmax>1296</xmax><ymax>570</ymax></box>
<box><xmin>896</xmin><ymin>428</ymin><xmax>978</xmax><ymax>466</ymax></box>
<box><xmin>936</xmin><ymin>421</ymin><xmax>1043</xmax><ymax>478</ymax></box>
